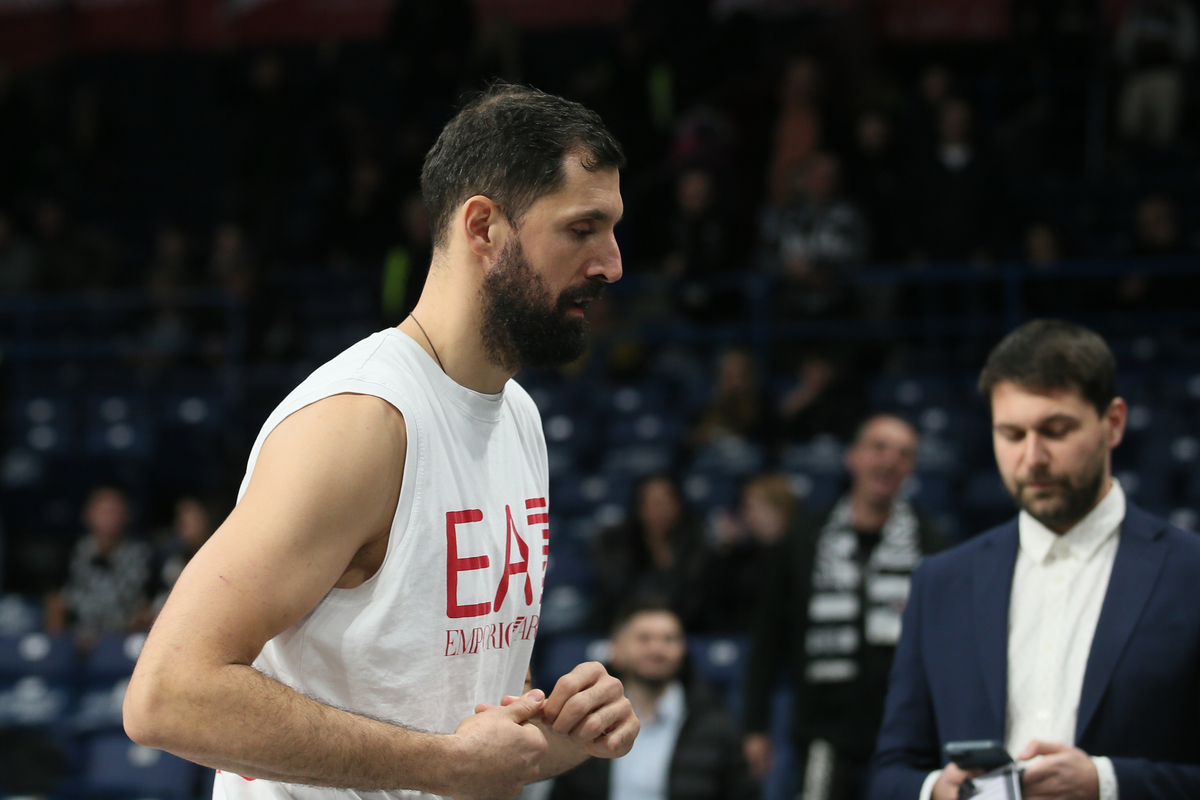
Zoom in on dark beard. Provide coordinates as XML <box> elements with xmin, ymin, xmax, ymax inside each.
<box><xmin>479</xmin><ymin>237</ymin><xmax>604</xmax><ymax>371</ymax></box>
<box><xmin>1015</xmin><ymin>455</ymin><xmax>1106</xmax><ymax>531</ymax></box>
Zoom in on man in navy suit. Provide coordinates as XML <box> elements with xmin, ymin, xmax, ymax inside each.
<box><xmin>869</xmin><ymin>319</ymin><xmax>1200</xmax><ymax>800</ymax></box>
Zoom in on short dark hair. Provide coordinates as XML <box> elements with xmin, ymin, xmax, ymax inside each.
<box><xmin>610</xmin><ymin>596</ymin><xmax>681</xmax><ymax>637</ymax></box>
<box><xmin>852</xmin><ymin>412</ymin><xmax>918</xmax><ymax>445</ymax></box>
<box><xmin>420</xmin><ymin>82</ymin><xmax>625</xmax><ymax>250</ymax></box>
<box><xmin>978</xmin><ymin>319</ymin><xmax>1117</xmax><ymax>416</ymax></box>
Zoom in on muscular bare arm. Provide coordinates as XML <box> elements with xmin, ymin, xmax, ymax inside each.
<box><xmin>123</xmin><ymin>394</ymin><xmax>546</xmax><ymax>798</ymax></box>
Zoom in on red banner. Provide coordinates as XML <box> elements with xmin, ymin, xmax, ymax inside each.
<box><xmin>879</xmin><ymin>0</ymin><xmax>1011</xmax><ymax>41</ymax></box>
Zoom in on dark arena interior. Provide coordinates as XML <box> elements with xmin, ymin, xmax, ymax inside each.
<box><xmin>0</xmin><ymin>1</ymin><xmax>1198</xmax><ymax>799</ymax></box>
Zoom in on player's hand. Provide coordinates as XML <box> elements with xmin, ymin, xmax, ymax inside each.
<box><xmin>743</xmin><ymin>733</ymin><xmax>773</xmax><ymax>778</ymax></box>
<box><xmin>540</xmin><ymin>661</ymin><xmax>639</xmax><ymax>758</ymax></box>
<box><xmin>932</xmin><ymin>763</ymin><xmax>983</xmax><ymax>800</ymax></box>
<box><xmin>1019</xmin><ymin>740</ymin><xmax>1099</xmax><ymax>800</ymax></box>
<box><xmin>450</xmin><ymin>689</ymin><xmax>549</xmax><ymax>800</ymax></box>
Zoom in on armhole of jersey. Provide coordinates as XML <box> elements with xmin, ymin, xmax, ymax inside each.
<box><xmin>241</xmin><ymin>377</ymin><xmax>423</xmax><ymax>602</ymax></box>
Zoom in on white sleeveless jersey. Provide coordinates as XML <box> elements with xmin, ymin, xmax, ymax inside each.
<box><xmin>214</xmin><ymin>328</ymin><xmax>549</xmax><ymax>800</ymax></box>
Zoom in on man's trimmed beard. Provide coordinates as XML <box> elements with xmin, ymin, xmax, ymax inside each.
<box><xmin>480</xmin><ymin>237</ymin><xmax>603</xmax><ymax>371</ymax></box>
<box><xmin>1011</xmin><ymin>441</ymin><xmax>1107</xmax><ymax>531</ymax></box>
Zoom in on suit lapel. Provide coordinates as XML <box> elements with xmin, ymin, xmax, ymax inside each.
<box><xmin>973</xmin><ymin>523</ymin><xmax>1018</xmax><ymax>733</ymax></box>
<box><xmin>1076</xmin><ymin>505</ymin><xmax>1168</xmax><ymax>742</ymax></box>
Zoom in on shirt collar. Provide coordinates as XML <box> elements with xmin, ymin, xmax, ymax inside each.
<box><xmin>634</xmin><ymin>680</ymin><xmax>686</xmax><ymax>728</ymax></box>
<box><xmin>1019</xmin><ymin>478</ymin><xmax>1125</xmax><ymax>563</ymax></box>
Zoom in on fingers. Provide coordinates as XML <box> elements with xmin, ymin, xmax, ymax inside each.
<box><xmin>542</xmin><ymin>661</ymin><xmax>607</xmax><ymax>723</ymax></box>
<box><xmin>587</xmin><ymin>711</ymin><xmax>640</xmax><ymax>758</ymax></box>
<box><xmin>1018</xmin><ymin>739</ymin><xmax>1067</xmax><ymax>760</ymax></box>
<box><xmin>500</xmin><ymin>689</ymin><xmax>545</xmax><ymax>723</ymax></box>
<box><xmin>544</xmin><ymin>663</ymin><xmax>623</xmax><ymax>733</ymax></box>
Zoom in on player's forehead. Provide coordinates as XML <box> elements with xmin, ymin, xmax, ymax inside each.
<box><xmin>533</xmin><ymin>157</ymin><xmax>623</xmax><ymax>223</ymax></box>
<box><xmin>624</xmin><ymin>610</ymin><xmax>683</xmax><ymax>637</ymax></box>
<box><xmin>857</xmin><ymin>416</ymin><xmax>917</xmax><ymax>449</ymax></box>
<box><xmin>990</xmin><ymin>381</ymin><xmax>1092</xmax><ymax>427</ymax></box>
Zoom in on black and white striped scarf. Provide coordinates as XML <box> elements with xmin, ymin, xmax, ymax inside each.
<box><xmin>804</xmin><ymin>496</ymin><xmax>922</xmax><ymax>684</ymax></box>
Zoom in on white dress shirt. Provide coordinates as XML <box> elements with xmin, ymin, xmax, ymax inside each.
<box><xmin>919</xmin><ymin>480</ymin><xmax>1125</xmax><ymax>800</ymax></box>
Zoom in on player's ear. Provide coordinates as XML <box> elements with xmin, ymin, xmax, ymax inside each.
<box><xmin>461</xmin><ymin>196</ymin><xmax>506</xmax><ymax>258</ymax></box>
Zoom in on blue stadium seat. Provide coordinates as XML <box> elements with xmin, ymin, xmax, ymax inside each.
<box><xmin>85</xmin><ymin>633</ymin><xmax>145</xmax><ymax>684</ymax></box>
<box><xmin>688</xmin><ymin>635</ymin><xmax>748</xmax><ymax>703</ymax></box>
<box><xmin>83</xmin><ymin>393</ymin><xmax>155</xmax><ymax>458</ymax></box>
<box><xmin>0</xmin><ymin>634</ymin><xmax>76</xmax><ymax>682</ymax></box>
<box><xmin>691</xmin><ymin>438</ymin><xmax>765</xmax><ymax>476</ymax></box>
<box><xmin>0</xmin><ymin>675</ymin><xmax>74</xmax><ymax>728</ymax></box>
<box><xmin>535</xmin><ymin>635</ymin><xmax>607</xmax><ymax>689</ymax></box>
<box><xmin>82</xmin><ymin>732</ymin><xmax>200</xmax><ymax>799</ymax></box>
<box><xmin>779</xmin><ymin>436</ymin><xmax>844</xmax><ymax>476</ymax></box>
<box><xmin>8</xmin><ymin>394</ymin><xmax>76</xmax><ymax>456</ymax></box>
<box><xmin>600</xmin><ymin>444</ymin><xmax>674</xmax><ymax>478</ymax></box>
<box><xmin>71</xmin><ymin>677</ymin><xmax>128</xmax><ymax>734</ymax></box>
<box><xmin>0</xmin><ymin>594</ymin><xmax>43</xmax><ymax>636</ymax></box>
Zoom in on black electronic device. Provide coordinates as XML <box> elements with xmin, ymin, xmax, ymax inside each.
<box><xmin>944</xmin><ymin>740</ymin><xmax>1014</xmax><ymax>771</ymax></box>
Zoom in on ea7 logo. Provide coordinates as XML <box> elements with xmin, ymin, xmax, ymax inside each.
<box><xmin>445</xmin><ymin>498</ymin><xmax>549</xmax><ymax>619</ymax></box>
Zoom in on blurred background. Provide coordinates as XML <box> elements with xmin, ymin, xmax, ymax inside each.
<box><xmin>0</xmin><ymin>0</ymin><xmax>1198</xmax><ymax>797</ymax></box>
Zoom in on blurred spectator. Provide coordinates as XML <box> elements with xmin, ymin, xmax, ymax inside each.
<box><xmin>1024</xmin><ymin>221</ymin><xmax>1065</xmax><ymax>269</ymax></box>
<box><xmin>1115</xmin><ymin>0</ymin><xmax>1197</xmax><ymax>148</ymax></box>
<box><xmin>323</xmin><ymin>156</ymin><xmax>394</xmax><ymax>270</ymax></box>
<box><xmin>760</xmin><ymin>152</ymin><xmax>867</xmax><ymax>318</ymax></box>
<box><xmin>227</xmin><ymin>52</ymin><xmax>303</xmax><ymax>255</ymax></box>
<box><xmin>593</xmin><ymin>475</ymin><xmax>710</xmax><ymax>632</ymax></box>
<box><xmin>767</xmin><ymin>55</ymin><xmax>824</xmax><ymax>204</ymax></box>
<box><xmin>1116</xmin><ymin>193</ymin><xmax>1189</xmax><ymax>309</ymax></box>
<box><xmin>743</xmin><ymin>415</ymin><xmax>942</xmax><ymax>800</ymax></box>
<box><xmin>550</xmin><ymin>600</ymin><xmax>758</xmax><ymax>800</ymax></box>
<box><xmin>902</xmin><ymin>98</ymin><xmax>999</xmax><ymax>264</ymax></box>
<box><xmin>898</xmin><ymin>64</ymin><xmax>953</xmax><ymax>157</ymax></box>
<box><xmin>664</xmin><ymin>166</ymin><xmax>732</xmax><ymax>279</ymax></box>
<box><xmin>45</xmin><ymin>486</ymin><xmax>153</xmax><ymax>640</ymax></box>
<box><xmin>208</xmin><ymin>221</ymin><xmax>257</xmax><ymax>297</ymax></box>
<box><xmin>0</xmin><ymin>61</ymin><xmax>35</xmax><ymax>207</ymax></box>
<box><xmin>1023</xmin><ymin>221</ymin><xmax>1076</xmax><ymax>316</ymax></box>
<box><xmin>662</xmin><ymin>166</ymin><xmax>742</xmax><ymax>320</ymax></box>
<box><xmin>152</xmin><ymin>496</ymin><xmax>216</xmax><ymax>612</ymax></box>
<box><xmin>706</xmin><ymin>473</ymin><xmax>799</xmax><ymax>632</ymax></box>
<box><xmin>32</xmin><ymin>197</ymin><xmax>119</xmax><ymax>291</ymax></box>
<box><xmin>0</xmin><ymin>210</ymin><xmax>36</xmax><ymax>291</ymax></box>
<box><xmin>1129</xmin><ymin>193</ymin><xmax>1187</xmax><ymax>258</ymax></box>
<box><xmin>56</xmin><ymin>82</ymin><xmax>117</xmax><ymax>191</ymax></box>
<box><xmin>146</xmin><ymin>222</ymin><xmax>196</xmax><ymax>291</ymax></box>
<box><xmin>139</xmin><ymin>223</ymin><xmax>198</xmax><ymax>365</ymax></box>
<box><xmin>691</xmin><ymin>348</ymin><xmax>770</xmax><ymax>448</ymax></box>
<box><xmin>843</xmin><ymin>110</ymin><xmax>902</xmax><ymax>263</ymax></box>
<box><xmin>776</xmin><ymin>349</ymin><xmax>867</xmax><ymax>446</ymax></box>
<box><xmin>382</xmin><ymin>192</ymin><xmax>433</xmax><ymax>322</ymax></box>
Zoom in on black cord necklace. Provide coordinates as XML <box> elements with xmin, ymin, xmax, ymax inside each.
<box><xmin>409</xmin><ymin>314</ymin><xmax>445</xmax><ymax>373</ymax></box>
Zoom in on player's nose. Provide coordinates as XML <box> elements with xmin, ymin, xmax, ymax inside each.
<box><xmin>590</xmin><ymin>234</ymin><xmax>623</xmax><ymax>284</ymax></box>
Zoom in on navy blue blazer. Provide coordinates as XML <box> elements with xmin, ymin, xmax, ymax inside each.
<box><xmin>868</xmin><ymin>503</ymin><xmax>1200</xmax><ymax>800</ymax></box>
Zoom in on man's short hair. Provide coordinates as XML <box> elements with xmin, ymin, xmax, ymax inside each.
<box><xmin>420</xmin><ymin>82</ymin><xmax>625</xmax><ymax>250</ymax></box>
<box><xmin>978</xmin><ymin>319</ymin><xmax>1117</xmax><ymax>416</ymax></box>
<box><xmin>610</xmin><ymin>596</ymin><xmax>681</xmax><ymax>637</ymax></box>
<box><xmin>851</xmin><ymin>412</ymin><xmax>918</xmax><ymax>446</ymax></box>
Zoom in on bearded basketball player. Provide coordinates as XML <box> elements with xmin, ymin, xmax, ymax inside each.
<box><xmin>124</xmin><ymin>83</ymin><xmax>639</xmax><ymax>800</ymax></box>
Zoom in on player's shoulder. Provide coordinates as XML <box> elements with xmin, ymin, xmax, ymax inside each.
<box><xmin>273</xmin><ymin>392</ymin><xmax>407</xmax><ymax>453</ymax></box>
<box><xmin>503</xmin><ymin>377</ymin><xmax>543</xmax><ymax>425</ymax></box>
